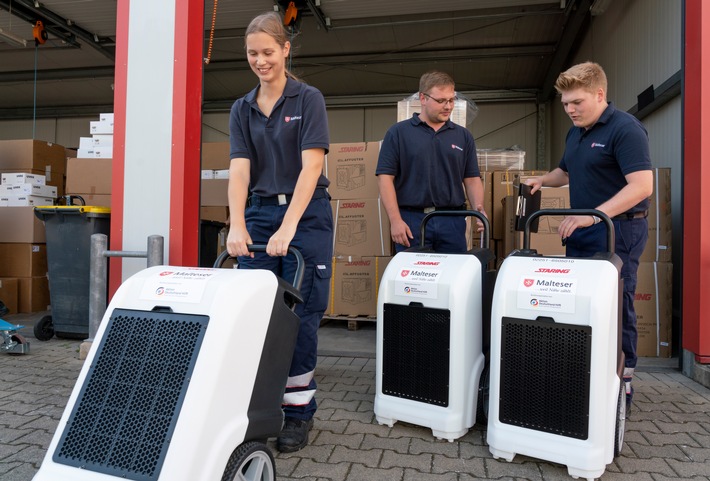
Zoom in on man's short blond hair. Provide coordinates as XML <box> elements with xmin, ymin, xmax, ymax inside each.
<box><xmin>419</xmin><ymin>71</ymin><xmax>455</xmax><ymax>94</ymax></box>
<box><xmin>554</xmin><ymin>61</ymin><xmax>607</xmax><ymax>95</ymax></box>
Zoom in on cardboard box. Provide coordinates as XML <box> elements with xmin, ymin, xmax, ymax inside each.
<box><xmin>77</xmin><ymin>146</ymin><xmax>113</xmax><ymax>159</ymax></box>
<box><xmin>1</xmin><ymin>172</ymin><xmax>45</xmax><ymax>185</ymax></box>
<box><xmin>0</xmin><ymin>183</ymin><xmax>57</xmax><ymax>197</ymax></box>
<box><xmin>332</xmin><ymin>198</ymin><xmax>392</xmax><ymax>257</ymax></box>
<box><xmin>0</xmin><ymin>243</ymin><xmax>47</xmax><ymax>278</ymax></box>
<box><xmin>0</xmin><ymin>207</ymin><xmax>45</xmax><ymax>243</ymax></box>
<box><xmin>89</xmin><ymin>120</ymin><xmax>113</xmax><ymax>135</ymax></box>
<box><xmin>324</xmin><ymin>142</ymin><xmax>380</xmax><ymax>200</ymax></box>
<box><xmin>635</xmin><ymin>261</ymin><xmax>672</xmax><ymax>358</ymax></box>
<box><xmin>0</xmin><ymin>139</ymin><xmax>66</xmax><ymax>181</ymax></box>
<box><xmin>641</xmin><ymin>168</ymin><xmax>672</xmax><ymax>262</ymax></box>
<box><xmin>200</xmin><ymin>179</ymin><xmax>229</xmax><ymax>206</ymax></box>
<box><xmin>65</xmin><ymin>158</ymin><xmax>112</xmax><ymax>194</ymax></box>
<box><xmin>491</xmin><ymin>170</ymin><xmax>546</xmax><ymax>239</ymax></box>
<box><xmin>328</xmin><ymin>256</ymin><xmax>392</xmax><ymax>317</ymax></box>
<box><xmin>200</xmin><ymin>206</ymin><xmax>229</xmax><ymax>223</ymax></box>
<box><xmin>202</xmin><ymin>142</ymin><xmax>231</xmax><ymax>170</ymax></box>
<box><xmin>2</xmin><ymin>170</ymin><xmax>64</xmax><ymax>197</ymax></box>
<box><xmin>17</xmin><ymin>276</ymin><xmax>50</xmax><ymax>313</ymax></box>
<box><xmin>4</xmin><ymin>195</ymin><xmax>54</xmax><ymax>207</ymax></box>
<box><xmin>0</xmin><ymin>278</ymin><xmax>19</xmax><ymax>315</ymax></box>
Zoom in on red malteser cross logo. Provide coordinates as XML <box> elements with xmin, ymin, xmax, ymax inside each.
<box><xmin>159</xmin><ymin>271</ymin><xmax>173</xmax><ymax>277</ymax></box>
<box><xmin>524</xmin><ymin>279</ymin><xmax>534</xmax><ymax>287</ymax></box>
<box><xmin>401</xmin><ymin>270</ymin><xmax>410</xmax><ymax>277</ymax></box>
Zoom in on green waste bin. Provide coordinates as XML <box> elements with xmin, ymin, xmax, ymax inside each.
<box><xmin>34</xmin><ymin>206</ymin><xmax>111</xmax><ymax>339</ymax></box>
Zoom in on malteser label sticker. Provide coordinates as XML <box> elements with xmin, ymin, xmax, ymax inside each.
<box><xmin>517</xmin><ymin>275</ymin><xmax>577</xmax><ymax>313</ymax></box>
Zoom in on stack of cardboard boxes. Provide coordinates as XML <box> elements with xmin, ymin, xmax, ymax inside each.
<box><xmin>326</xmin><ymin>142</ymin><xmax>392</xmax><ymax>319</ymax></box>
<box><xmin>66</xmin><ymin>113</ymin><xmax>114</xmax><ymax>206</ymax></box>
<box><xmin>635</xmin><ymin>168</ymin><xmax>673</xmax><ymax>357</ymax></box>
<box><xmin>0</xmin><ymin>139</ymin><xmax>68</xmax><ymax>313</ymax></box>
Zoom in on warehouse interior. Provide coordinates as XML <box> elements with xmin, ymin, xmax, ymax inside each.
<box><xmin>1</xmin><ymin>0</ymin><xmax>708</xmax><ymax>383</ymax></box>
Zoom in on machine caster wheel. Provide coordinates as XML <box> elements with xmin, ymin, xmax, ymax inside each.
<box><xmin>222</xmin><ymin>441</ymin><xmax>275</xmax><ymax>481</ymax></box>
<box><xmin>614</xmin><ymin>379</ymin><xmax>626</xmax><ymax>457</ymax></box>
<box><xmin>477</xmin><ymin>363</ymin><xmax>490</xmax><ymax>424</ymax></box>
<box><xmin>34</xmin><ymin>315</ymin><xmax>54</xmax><ymax>341</ymax></box>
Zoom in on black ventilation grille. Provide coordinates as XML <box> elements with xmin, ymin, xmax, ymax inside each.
<box><xmin>53</xmin><ymin>308</ymin><xmax>209</xmax><ymax>481</ymax></box>
<box><xmin>499</xmin><ymin>316</ymin><xmax>591</xmax><ymax>440</ymax></box>
<box><xmin>381</xmin><ymin>303</ymin><xmax>450</xmax><ymax>406</ymax></box>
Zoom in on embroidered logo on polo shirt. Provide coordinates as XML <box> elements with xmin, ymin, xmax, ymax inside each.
<box><xmin>451</xmin><ymin>144</ymin><xmax>463</xmax><ymax>151</ymax></box>
<box><xmin>285</xmin><ymin>115</ymin><xmax>302</xmax><ymax>122</ymax></box>
<box><xmin>591</xmin><ymin>142</ymin><xmax>606</xmax><ymax>148</ymax></box>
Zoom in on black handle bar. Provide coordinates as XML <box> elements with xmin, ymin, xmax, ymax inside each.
<box><xmin>420</xmin><ymin>210</ymin><xmax>490</xmax><ymax>250</ymax></box>
<box><xmin>523</xmin><ymin>208</ymin><xmax>614</xmax><ymax>254</ymax></box>
<box><xmin>213</xmin><ymin>244</ymin><xmax>305</xmax><ymax>291</ymax></box>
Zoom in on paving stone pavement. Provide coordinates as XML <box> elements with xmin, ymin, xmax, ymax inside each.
<box><xmin>2</xmin><ymin>314</ymin><xmax>710</xmax><ymax>481</ymax></box>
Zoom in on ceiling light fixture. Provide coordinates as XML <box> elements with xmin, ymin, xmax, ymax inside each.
<box><xmin>0</xmin><ymin>27</ymin><xmax>28</xmax><ymax>47</ymax></box>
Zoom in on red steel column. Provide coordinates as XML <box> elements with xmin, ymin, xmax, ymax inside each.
<box><xmin>169</xmin><ymin>0</ymin><xmax>203</xmax><ymax>267</ymax></box>
<box><xmin>683</xmin><ymin>0</ymin><xmax>710</xmax><ymax>362</ymax></box>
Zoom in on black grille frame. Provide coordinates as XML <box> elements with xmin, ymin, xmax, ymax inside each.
<box><xmin>499</xmin><ymin>316</ymin><xmax>592</xmax><ymax>440</ymax></box>
<box><xmin>381</xmin><ymin>303</ymin><xmax>451</xmax><ymax>406</ymax></box>
<box><xmin>53</xmin><ymin>308</ymin><xmax>209</xmax><ymax>481</ymax></box>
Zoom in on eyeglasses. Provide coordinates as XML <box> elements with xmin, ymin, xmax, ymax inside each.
<box><xmin>422</xmin><ymin>92</ymin><xmax>458</xmax><ymax>106</ymax></box>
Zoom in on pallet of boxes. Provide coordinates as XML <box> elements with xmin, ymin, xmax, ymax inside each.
<box><xmin>325</xmin><ymin>142</ymin><xmax>393</xmax><ymax>330</ymax></box>
<box><xmin>0</xmin><ymin>139</ymin><xmax>66</xmax><ymax>314</ymax></box>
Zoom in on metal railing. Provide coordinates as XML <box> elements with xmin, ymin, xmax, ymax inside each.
<box><xmin>88</xmin><ymin>233</ymin><xmax>164</xmax><ymax>342</ymax></box>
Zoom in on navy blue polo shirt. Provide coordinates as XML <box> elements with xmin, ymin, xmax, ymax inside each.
<box><xmin>229</xmin><ymin>77</ymin><xmax>330</xmax><ymax>197</ymax></box>
<box><xmin>559</xmin><ymin>103</ymin><xmax>652</xmax><ymax>213</ymax></box>
<box><xmin>376</xmin><ymin>114</ymin><xmax>479</xmax><ymax>208</ymax></box>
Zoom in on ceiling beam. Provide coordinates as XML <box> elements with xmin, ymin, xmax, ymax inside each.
<box><xmin>539</xmin><ymin>0</ymin><xmax>593</xmax><ymax>102</ymax></box>
<box><xmin>0</xmin><ymin>0</ymin><xmax>115</xmax><ymax>60</ymax></box>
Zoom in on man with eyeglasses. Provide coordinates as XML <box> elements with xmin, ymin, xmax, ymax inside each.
<box><xmin>376</xmin><ymin>70</ymin><xmax>486</xmax><ymax>253</ymax></box>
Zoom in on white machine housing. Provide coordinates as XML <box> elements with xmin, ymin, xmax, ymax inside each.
<box><xmin>33</xmin><ymin>265</ymin><xmax>300</xmax><ymax>481</ymax></box>
<box><xmin>487</xmin><ymin>252</ymin><xmax>623</xmax><ymax>481</ymax></box>
<box><xmin>374</xmin><ymin>250</ymin><xmax>489</xmax><ymax>441</ymax></box>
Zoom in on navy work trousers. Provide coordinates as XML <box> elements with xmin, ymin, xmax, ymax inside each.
<box><xmin>564</xmin><ymin>217</ymin><xmax>648</xmax><ymax>368</ymax></box>
<box><xmin>239</xmin><ymin>195</ymin><xmax>333</xmax><ymax>420</ymax></box>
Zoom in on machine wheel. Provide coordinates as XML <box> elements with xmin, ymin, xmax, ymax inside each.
<box><xmin>221</xmin><ymin>441</ymin><xmax>275</xmax><ymax>481</ymax></box>
<box><xmin>476</xmin><ymin>363</ymin><xmax>490</xmax><ymax>424</ymax></box>
<box><xmin>614</xmin><ymin>379</ymin><xmax>626</xmax><ymax>457</ymax></box>
<box><xmin>33</xmin><ymin>315</ymin><xmax>54</xmax><ymax>341</ymax></box>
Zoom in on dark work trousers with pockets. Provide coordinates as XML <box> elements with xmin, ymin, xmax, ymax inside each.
<box><xmin>564</xmin><ymin>217</ymin><xmax>648</xmax><ymax>369</ymax></box>
<box><xmin>239</xmin><ymin>195</ymin><xmax>333</xmax><ymax>420</ymax></box>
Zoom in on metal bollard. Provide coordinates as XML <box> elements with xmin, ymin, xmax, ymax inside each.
<box><xmin>86</xmin><ymin>233</ymin><xmax>164</xmax><ymax>347</ymax></box>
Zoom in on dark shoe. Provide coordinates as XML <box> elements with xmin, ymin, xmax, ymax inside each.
<box><xmin>277</xmin><ymin>417</ymin><xmax>314</xmax><ymax>453</ymax></box>
<box><xmin>625</xmin><ymin>381</ymin><xmax>634</xmax><ymax>415</ymax></box>
<box><xmin>0</xmin><ymin>300</ymin><xmax>9</xmax><ymax>317</ymax></box>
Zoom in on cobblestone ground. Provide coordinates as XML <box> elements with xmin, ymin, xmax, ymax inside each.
<box><xmin>2</xmin><ymin>320</ymin><xmax>710</xmax><ymax>481</ymax></box>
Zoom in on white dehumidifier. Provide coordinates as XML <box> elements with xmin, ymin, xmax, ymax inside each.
<box><xmin>32</xmin><ymin>246</ymin><xmax>304</xmax><ymax>481</ymax></box>
<box><xmin>374</xmin><ymin>211</ymin><xmax>495</xmax><ymax>441</ymax></box>
<box><xmin>486</xmin><ymin>209</ymin><xmax>626</xmax><ymax>481</ymax></box>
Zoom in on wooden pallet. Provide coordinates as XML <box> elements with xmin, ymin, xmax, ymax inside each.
<box><xmin>321</xmin><ymin>314</ymin><xmax>376</xmax><ymax>331</ymax></box>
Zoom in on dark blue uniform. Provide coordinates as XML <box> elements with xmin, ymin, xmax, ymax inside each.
<box><xmin>376</xmin><ymin>114</ymin><xmax>480</xmax><ymax>252</ymax></box>
<box><xmin>559</xmin><ymin>103</ymin><xmax>652</xmax><ymax>370</ymax></box>
<box><xmin>229</xmin><ymin>78</ymin><xmax>332</xmax><ymax>420</ymax></box>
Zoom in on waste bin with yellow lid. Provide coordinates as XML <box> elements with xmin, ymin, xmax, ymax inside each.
<box><xmin>34</xmin><ymin>205</ymin><xmax>111</xmax><ymax>340</ymax></box>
